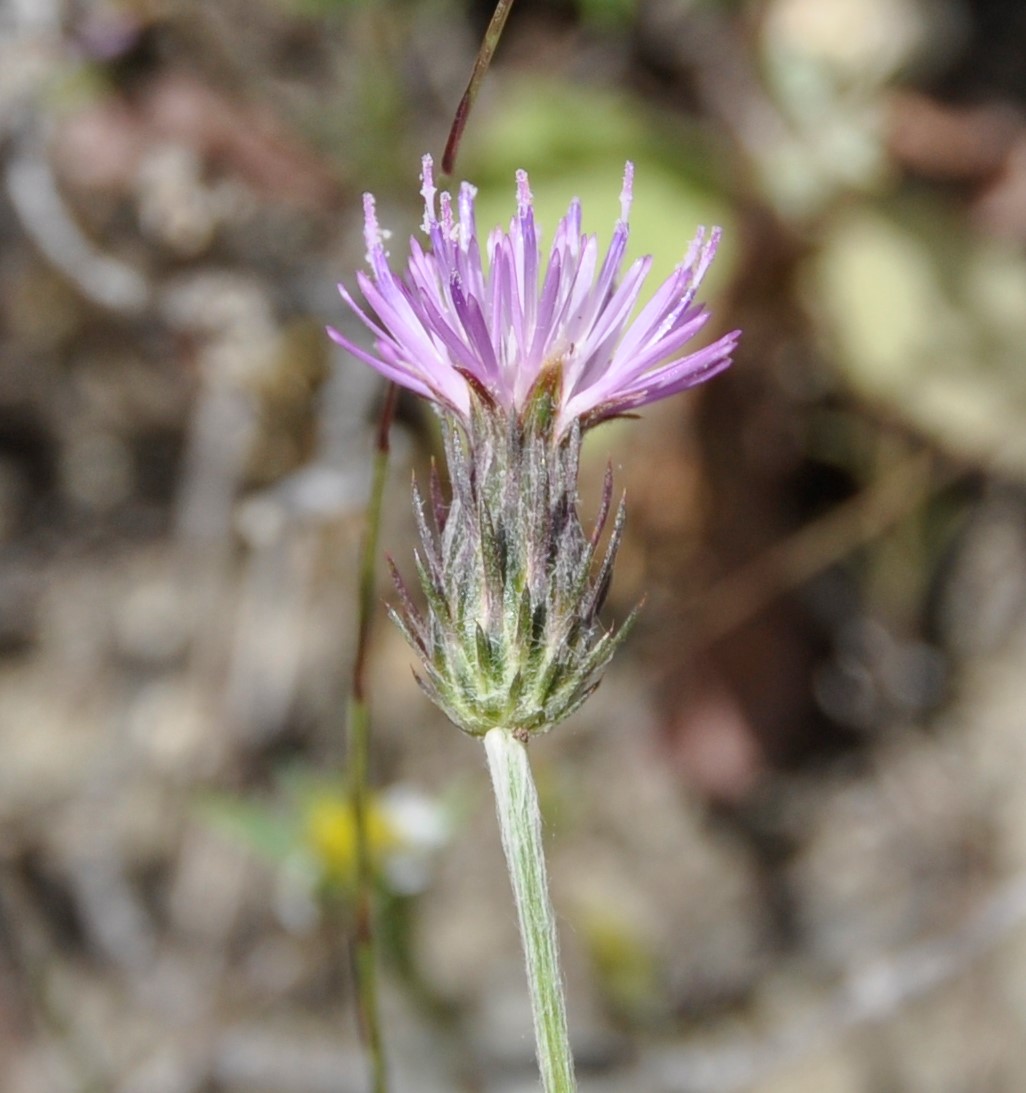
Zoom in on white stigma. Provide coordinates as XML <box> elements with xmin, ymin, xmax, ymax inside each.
<box><xmin>516</xmin><ymin>169</ymin><xmax>532</xmax><ymax>216</ymax></box>
<box><xmin>457</xmin><ymin>182</ymin><xmax>477</xmax><ymax>250</ymax></box>
<box><xmin>420</xmin><ymin>154</ymin><xmax>437</xmax><ymax>233</ymax></box>
<box><xmin>619</xmin><ymin>162</ymin><xmax>635</xmax><ymax>223</ymax></box>
<box><xmin>363</xmin><ymin>193</ymin><xmax>384</xmax><ymax>264</ymax></box>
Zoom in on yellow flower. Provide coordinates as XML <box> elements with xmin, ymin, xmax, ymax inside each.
<box><xmin>303</xmin><ymin>794</ymin><xmax>398</xmax><ymax>883</ymax></box>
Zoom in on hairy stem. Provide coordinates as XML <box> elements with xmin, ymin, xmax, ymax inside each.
<box><xmin>483</xmin><ymin>727</ymin><xmax>576</xmax><ymax>1093</ymax></box>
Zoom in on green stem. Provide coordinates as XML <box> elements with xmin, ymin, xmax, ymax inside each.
<box><xmin>483</xmin><ymin>727</ymin><xmax>576</xmax><ymax>1093</ymax></box>
<box><xmin>349</xmin><ymin>383</ymin><xmax>398</xmax><ymax>1093</ymax></box>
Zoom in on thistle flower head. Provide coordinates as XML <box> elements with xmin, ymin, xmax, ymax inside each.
<box><xmin>331</xmin><ymin>160</ymin><xmax>740</xmax><ymax>738</ymax></box>
<box><xmin>329</xmin><ymin>156</ymin><xmax>738</xmax><ymax>437</ymax></box>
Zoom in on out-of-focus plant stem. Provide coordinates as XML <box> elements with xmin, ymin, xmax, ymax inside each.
<box><xmin>349</xmin><ymin>382</ymin><xmax>398</xmax><ymax>1093</ymax></box>
<box><xmin>484</xmin><ymin>727</ymin><xmax>576</xmax><ymax>1093</ymax></box>
<box><xmin>347</xmin><ymin>2</ymin><xmax>518</xmax><ymax>1066</ymax></box>
<box><xmin>442</xmin><ymin>0</ymin><xmax>517</xmax><ymax>176</ymax></box>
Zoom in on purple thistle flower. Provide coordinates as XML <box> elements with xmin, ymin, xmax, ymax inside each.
<box><xmin>328</xmin><ymin>156</ymin><xmax>738</xmax><ymax>436</ymax></box>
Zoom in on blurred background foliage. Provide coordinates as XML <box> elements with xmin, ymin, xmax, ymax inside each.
<box><xmin>3</xmin><ymin>0</ymin><xmax>1026</xmax><ymax>1090</ymax></box>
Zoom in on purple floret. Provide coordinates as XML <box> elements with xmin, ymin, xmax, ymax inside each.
<box><xmin>328</xmin><ymin>156</ymin><xmax>739</xmax><ymax>436</ymax></box>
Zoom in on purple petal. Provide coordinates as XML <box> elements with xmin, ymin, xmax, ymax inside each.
<box><xmin>331</xmin><ymin>158</ymin><xmax>737</xmax><ymax>434</ymax></box>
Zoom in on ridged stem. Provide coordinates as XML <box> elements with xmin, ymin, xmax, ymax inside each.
<box><xmin>483</xmin><ymin>727</ymin><xmax>576</xmax><ymax>1093</ymax></box>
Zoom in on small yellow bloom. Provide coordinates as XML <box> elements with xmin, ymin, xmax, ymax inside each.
<box><xmin>303</xmin><ymin>794</ymin><xmax>398</xmax><ymax>882</ymax></box>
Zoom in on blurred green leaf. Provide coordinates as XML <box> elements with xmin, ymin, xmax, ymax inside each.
<box><xmin>199</xmin><ymin>795</ymin><xmax>299</xmax><ymax>863</ymax></box>
<box><xmin>577</xmin><ymin>0</ymin><xmax>636</xmax><ymax>30</ymax></box>
<box><xmin>580</xmin><ymin>906</ymin><xmax>665</xmax><ymax>1023</ymax></box>
<box><xmin>808</xmin><ymin>200</ymin><xmax>1026</xmax><ymax>477</ymax></box>
<box><xmin>460</xmin><ymin>79</ymin><xmax>738</xmax><ymax>300</ymax></box>
<box><xmin>269</xmin><ymin>0</ymin><xmax>371</xmax><ymax>14</ymax></box>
